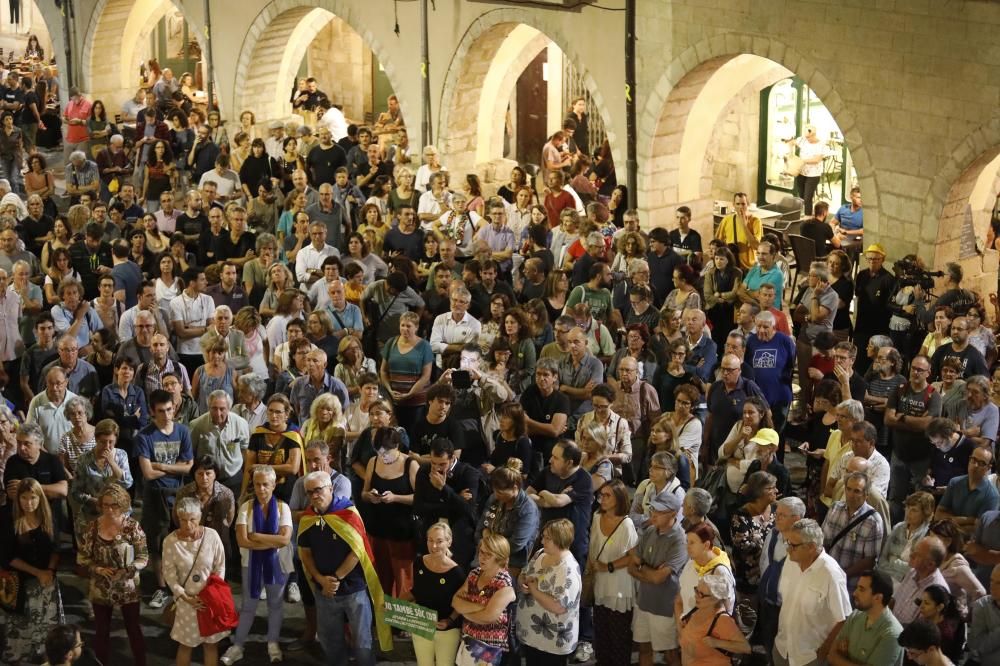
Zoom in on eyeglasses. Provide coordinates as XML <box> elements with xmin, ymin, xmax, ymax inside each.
<box><xmin>675</xmin><ymin>399</ymin><xmax>692</xmax><ymax>406</ymax></box>
<box><xmin>721</xmin><ymin>367</ymin><xmax>740</xmax><ymax>374</ymax></box>
<box><xmin>911</xmin><ymin>367</ymin><xmax>930</xmax><ymax>374</ymax></box>
<box><xmin>305</xmin><ymin>485</ymin><xmax>331</xmax><ymax>496</ymax></box>
<box><xmin>971</xmin><ymin>457</ymin><xmax>992</xmax><ymax>468</ymax></box>
<box><xmin>784</xmin><ymin>540</ymin><xmax>806</xmax><ymax>550</ymax></box>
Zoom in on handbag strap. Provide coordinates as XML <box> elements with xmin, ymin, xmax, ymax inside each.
<box><xmin>826</xmin><ymin>508</ymin><xmax>876</xmax><ymax>551</ymax></box>
<box><xmin>595</xmin><ymin>517</ymin><xmax>626</xmax><ymax>562</ymax></box>
<box><xmin>181</xmin><ymin>535</ymin><xmax>207</xmax><ymax>589</ymax></box>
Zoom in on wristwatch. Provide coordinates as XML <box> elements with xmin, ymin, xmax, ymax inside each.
<box><xmin>607</xmin><ymin>562</ymin><xmax>615</xmax><ymax>574</ymax></box>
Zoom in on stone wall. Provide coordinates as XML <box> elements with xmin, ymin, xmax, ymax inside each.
<box><xmin>307</xmin><ymin>17</ymin><xmax>367</xmax><ymax>124</ymax></box>
<box><xmin>69</xmin><ymin>0</ymin><xmax>1000</xmax><ymax>284</ymax></box>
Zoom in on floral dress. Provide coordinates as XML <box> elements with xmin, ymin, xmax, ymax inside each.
<box><xmin>516</xmin><ymin>550</ymin><xmax>582</xmax><ymax>656</ymax></box>
<box><xmin>78</xmin><ymin>516</ymin><xmax>148</xmax><ymax>608</ymax></box>
<box><xmin>729</xmin><ymin>506</ymin><xmax>775</xmax><ymax>594</ymax></box>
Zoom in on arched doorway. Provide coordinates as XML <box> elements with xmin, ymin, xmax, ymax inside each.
<box><xmin>640</xmin><ymin>37</ymin><xmax>876</xmax><ymax>239</ymax></box>
<box><xmin>83</xmin><ymin>0</ymin><xmax>210</xmax><ymax>108</ymax></box>
<box><xmin>923</xmin><ymin>119</ymin><xmax>1000</xmax><ymax>300</ymax></box>
<box><xmin>233</xmin><ymin>1</ymin><xmax>405</xmax><ymax>126</ymax></box>
<box><xmin>438</xmin><ymin>13</ymin><xmax>615</xmax><ymax>182</ymax></box>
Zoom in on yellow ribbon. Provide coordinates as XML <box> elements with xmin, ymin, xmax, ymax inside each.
<box><xmin>298</xmin><ymin>509</ymin><xmax>394</xmax><ymax>652</ymax></box>
<box><xmin>625</xmin><ymin>84</ymin><xmax>632</xmax><ymax>103</ymax></box>
<box><xmin>421</xmin><ymin>62</ymin><xmax>428</xmax><ymax>79</ymax></box>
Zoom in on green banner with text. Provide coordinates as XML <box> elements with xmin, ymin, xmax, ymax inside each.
<box><xmin>383</xmin><ymin>596</ymin><xmax>438</xmax><ymax>640</ymax></box>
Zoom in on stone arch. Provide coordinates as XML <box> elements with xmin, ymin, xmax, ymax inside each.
<box><xmin>639</xmin><ymin>34</ymin><xmax>877</xmax><ymax>235</ymax></box>
<box><xmin>437</xmin><ymin>8</ymin><xmax>618</xmax><ymax>177</ymax></box>
<box><xmin>82</xmin><ymin>0</ymin><xmax>204</xmax><ymax>105</ymax></box>
<box><xmin>922</xmin><ymin>118</ymin><xmax>1000</xmax><ymax>300</ymax></box>
<box><xmin>232</xmin><ymin>0</ymin><xmax>406</xmax><ymax>125</ymax></box>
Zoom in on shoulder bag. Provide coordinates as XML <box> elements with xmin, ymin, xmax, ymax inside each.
<box><xmin>825</xmin><ymin>508</ymin><xmax>876</xmax><ymax>551</ymax></box>
<box><xmin>161</xmin><ymin>534</ymin><xmax>206</xmax><ymax>626</ymax></box>
<box><xmin>581</xmin><ymin>516</ymin><xmax>625</xmax><ymax>607</ymax></box>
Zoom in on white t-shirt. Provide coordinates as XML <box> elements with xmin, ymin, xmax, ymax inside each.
<box><xmin>795</xmin><ymin>137</ymin><xmax>827</xmax><ymax>178</ymax></box>
<box><xmin>169</xmin><ymin>292</ymin><xmax>217</xmax><ymax>355</ymax></box>
<box><xmin>235</xmin><ymin>498</ymin><xmax>295</xmax><ymax>573</ymax></box>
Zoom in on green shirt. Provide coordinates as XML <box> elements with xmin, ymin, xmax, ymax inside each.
<box><xmin>835</xmin><ymin>608</ymin><xmax>903</xmax><ymax>666</ymax></box>
<box><xmin>565</xmin><ymin>284</ymin><xmax>613</xmax><ymax>323</ymax></box>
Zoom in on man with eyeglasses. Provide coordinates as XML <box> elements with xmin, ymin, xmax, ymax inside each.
<box><xmin>930</xmin><ymin>315</ymin><xmax>989</xmax><ymax>380</ymax></box>
<box><xmin>821</xmin><ymin>471</ymin><xmax>884</xmax><ymax>591</ymax></box>
<box><xmin>39</xmin><ymin>334</ymin><xmax>99</xmax><ymax>401</ymax></box>
<box><xmin>934</xmin><ymin>446</ymin><xmax>998</xmax><ymax>535</ymax></box>
<box><xmin>611</xmin><ymin>355</ymin><xmax>661</xmax><ymax>484</ymax></box>
<box><xmin>756</xmin><ymin>497</ymin><xmax>806</xmax><ymax>657</ymax></box>
<box><xmin>885</xmin><ymin>354</ymin><xmax>942</xmax><ymax>523</ymax></box>
<box><xmin>115</xmin><ymin>309</ymin><xmax>170</xmax><ymax>367</ymax></box>
<box><xmin>475</xmin><ymin>200</ymin><xmax>516</xmax><ymax>277</ymax></box>
<box><xmin>853</xmin><ymin>244</ymin><xmax>895</xmax><ymax>374</ymax></box>
<box><xmin>429</xmin><ymin>284</ymin><xmax>481</xmax><ymax>369</ymax></box>
<box><xmin>705</xmin><ymin>353</ymin><xmax>765</xmax><ymax>468</ymax></box>
<box><xmin>774</xmin><ymin>518</ymin><xmax>851</xmax><ymax>666</ymax></box>
<box><xmin>298</xmin><ymin>470</ymin><xmax>391</xmax><ymax>665</ymax></box>
<box><xmin>925</xmin><ymin>417</ymin><xmax>975</xmax><ymax>496</ymax></box>
<box><xmin>42</xmin><ymin>623</ymin><xmax>86</xmax><ymax>666</ymax></box>
<box><xmin>540</xmin><ymin>315</ymin><xmax>575</xmax><ymax>364</ymax></box>
<box><xmin>286</xmin><ymin>441</ymin><xmax>351</xmax><ymax>653</ymax></box>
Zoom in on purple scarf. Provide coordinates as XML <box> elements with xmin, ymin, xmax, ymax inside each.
<box><xmin>248</xmin><ymin>494</ymin><xmax>279</xmax><ymax>599</ymax></box>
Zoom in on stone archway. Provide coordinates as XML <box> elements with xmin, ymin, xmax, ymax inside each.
<box><xmin>437</xmin><ymin>8</ymin><xmax>617</xmax><ymax>177</ymax></box>
<box><xmin>232</xmin><ymin>0</ymin><xmax>406</xmax><ymax>125</ymax></box>
<box><xmin>82</xmin><ymin>0</ymin><xmax>202</xmax><ymax>105</ymax></box>
<box><xmin>922</xmin><ymin>118</ymin><xmax>1000</xmax><ymax>301</ymax></box>
<box><xmin>639</xmin><ymin>35</ymin><xmax>877</xmax><ymax>235</ymax></box>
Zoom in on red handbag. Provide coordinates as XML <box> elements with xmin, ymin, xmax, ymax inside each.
<box><xmin>197</xmin><ymin>574</ymin><xmax>239</xmax><ymax>636</ymax></box>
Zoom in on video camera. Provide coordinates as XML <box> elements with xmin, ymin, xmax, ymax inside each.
<box><xmin>892</xmin><ymin>256</ymin><xmax>943</xmax><ymax>291</ymax></box>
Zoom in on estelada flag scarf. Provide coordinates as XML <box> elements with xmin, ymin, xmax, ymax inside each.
<box><xmin>297</xmin><ymin>497</ymin><xmax>393</xmax><ymax>652</ymax></box>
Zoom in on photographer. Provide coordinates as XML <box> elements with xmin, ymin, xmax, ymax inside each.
<box><xmin>435</xmin><ymin>343</ymin><xmax>515</xmax><ymax>469</ymax></box>
<box><xmin>918</xmin><ymin>262</ymin><xmax>977</xmax><ymax>327</ymax></box>
<box><xmin>887</xmin><ymin>254</ymin><xmax>933</xmax><ymax>362</ymax></box>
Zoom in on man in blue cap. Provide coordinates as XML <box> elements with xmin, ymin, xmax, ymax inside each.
<box><xmin>628</xmin><ymin>489</ymin><xmax>688</xmax><ymax>666</ymax></box>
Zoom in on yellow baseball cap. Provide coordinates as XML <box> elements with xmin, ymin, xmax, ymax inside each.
<box><xmin>749</xmin><ymin>428</ymin><xmax>780</xmax><ymax>447</ymax></box>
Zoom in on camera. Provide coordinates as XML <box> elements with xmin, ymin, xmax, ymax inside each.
<box><xmin>892</xmin><ymin>257</ymin><xmax>942</xmax><ymax>291</ymax></box>
<box><xmin>452</xmin><ymin>370</ymin><xmax>472</xmax><ymax>390</ymax></box>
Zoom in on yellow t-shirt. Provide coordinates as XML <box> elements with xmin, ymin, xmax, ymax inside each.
<box><xmin>715</xmin><ymin>213</ymin><xmax>763</xmax><ymax>269</ymax></box>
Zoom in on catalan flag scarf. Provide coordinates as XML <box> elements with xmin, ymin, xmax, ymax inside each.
<box><xmin>297</xmin><ymin>497</ymin><xmax>393</xmax><ymax>652</ymax></box>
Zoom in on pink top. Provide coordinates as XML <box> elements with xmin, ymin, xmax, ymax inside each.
<box><xmin>64</xmin><ymin>97</ymin><xmax>92</xmax><ymax>144</ymax></box>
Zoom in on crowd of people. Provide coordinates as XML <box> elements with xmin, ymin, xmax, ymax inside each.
<box><xmin>1</xmin><ymin>62</ymin><xmax>1000</xmax><ymax>666</ymax></box>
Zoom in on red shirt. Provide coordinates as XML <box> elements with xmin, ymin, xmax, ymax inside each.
<box><xmin>544</xmin><ymin>190</ymin><xmax>575</xmax><ymax>228</ymax></box>
<box><xmin>63</xmin><ymin>97</ymin><xmax>92</xmax><ymax>144</ymax></box>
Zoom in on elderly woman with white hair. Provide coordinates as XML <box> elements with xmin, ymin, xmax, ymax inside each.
<box><xmin>163</xmin><ymin>495</ymin><xmax>229</xmax><ymax>666</ymax></box>
<box><xmin>234</xmin><ymin>373</ymin><xmax>267</xmax><ymax>430</ymax></box>
<box><xmin>677</xmin><ymin>571</ymin><xmax>751</xmax><ymax>665</ymax></box>
<box><xmin>223</xmin><ymin>464</ymin><xmax>294</xmax><ymax>665</ymax></box>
